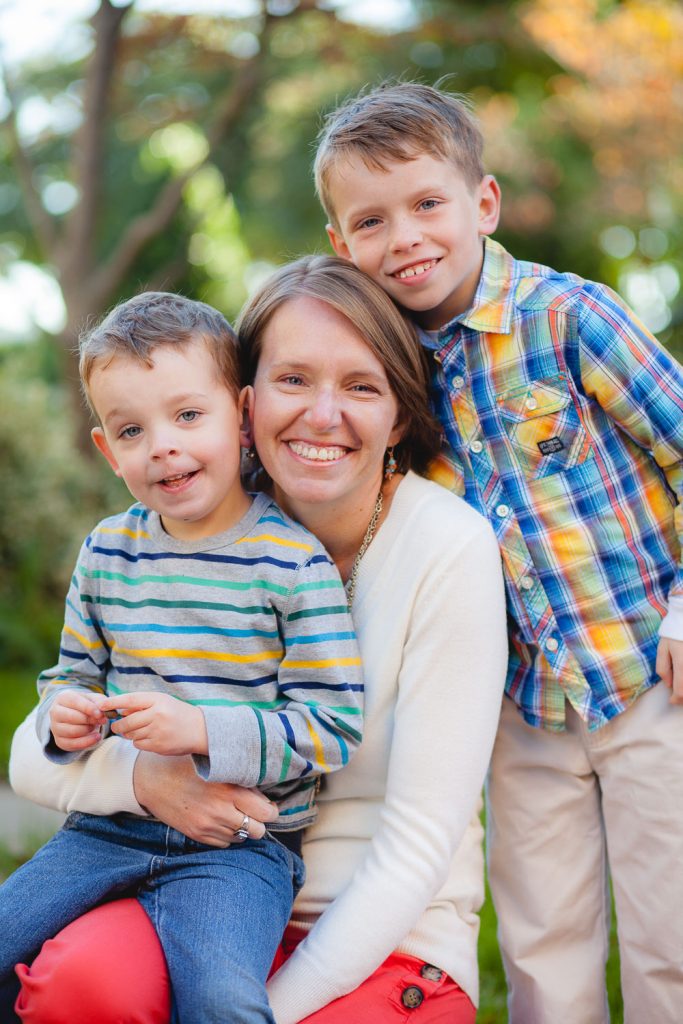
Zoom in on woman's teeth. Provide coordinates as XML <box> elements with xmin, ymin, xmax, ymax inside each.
<box><xmin>288</xmin><ymin>442</ymin><xmax>345</xmax><ymax>461</ymax></box>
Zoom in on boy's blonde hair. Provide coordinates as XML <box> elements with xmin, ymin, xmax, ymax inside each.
<box><xmin>79</xmin><ymin>292</ymin><xmax>240</xmax><ymax>417</ymax></box>
<box><xmin>314</xmin><ymin>81</ymin><xmax>485</xmax><ymax>228</ymax></box>
<box><xmin>237</xmin><ymin>254</ymin><xmax>441</xmax><ymax>475</ymax></box>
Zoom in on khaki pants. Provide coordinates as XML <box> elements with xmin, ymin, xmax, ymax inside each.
<box><xmin>487</xmin><ymin>683</ymin><xmax>683</xmax><ymax>1024</ymax></box>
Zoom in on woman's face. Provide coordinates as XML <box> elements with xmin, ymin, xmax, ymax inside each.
<box><xmin>247</xmin><ymin>295</ymin><xmax>403</xmax><ymax>515</ymax></box>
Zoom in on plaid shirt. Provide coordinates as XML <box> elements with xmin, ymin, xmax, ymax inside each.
<box><xmin>424</xmin><ymin>238</ymin><xmax>683</xmax><ymax>731</ymax></box>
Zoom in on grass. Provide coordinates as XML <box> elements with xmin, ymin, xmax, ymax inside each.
<box><xmin>0</xmin><ymin>669</ymin><xmax>625</xmax><ymax>1019</ymax></box>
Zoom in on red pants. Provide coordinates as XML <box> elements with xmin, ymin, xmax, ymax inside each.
<box><xmin>15</xmin><ymin>898</ymin><xmax>474</xmax><ymax>1023</ymax></box>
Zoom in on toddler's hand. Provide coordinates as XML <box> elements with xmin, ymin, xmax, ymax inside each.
<box><xmin>99</xmin><ymin>691</ymin><xmax>208</xmax><ymax>756</ymax></box>
<box><xmin>49</xmin><ymin>689</ymin><xmax>107</xmax><ymax>752</ymax></box>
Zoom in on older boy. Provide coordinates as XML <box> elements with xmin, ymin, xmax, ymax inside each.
<box><xmin>0</xmin><ymin>292</ymin><xmax>363</xmax><ymax>1024</ymax></box>
<box><xmin>316</xmin><ymin>82</ymin><xmax>683</xmax><ymax>1023</ymax></box>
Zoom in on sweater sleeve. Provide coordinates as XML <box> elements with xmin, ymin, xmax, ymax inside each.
<box><xmin>34</xmin><ymin>536</ymin><xmax>112</xmax><ymax>762</ymax></box>
<box><xmin>267</xmin><ymin>518</ymin><xmax>507</xmax><ymax>1023</ymax></box>
<box><xmin>194</xmin><ymin>550</ymin><xmax>364</xmax><ymax>786</ymax></box>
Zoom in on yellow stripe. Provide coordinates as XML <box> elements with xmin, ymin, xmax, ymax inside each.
<box><xmin>236</xmin><ymin>533</ymin><xmax>313</xmax><ymax>553</ymax></box>
<box><xmin>98</xmin><ymin>526</ymin><xmax>151</xmax><ymax>540</ymax></box>
<box><xmin>306</xmin><ymin>716</ymin><xmax>327</xmax><ymax>771</ymax></box>
<box><xmin>111</xmin><ymin>641</ymin><xmax>284</xmax><ymax>664</ymax></box>
<box><xmin>64</xmin><ymin>625</ymin><xmax>104</xmax><ymax>650</ymax></box>
<box><xmin>282</xmin><ymin>656</ymin><xmax>362</xmax><ymax>669</ymax></box>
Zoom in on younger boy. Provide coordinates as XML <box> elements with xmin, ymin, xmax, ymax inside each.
<box><xmin>0</xmin><ymin>292</ymin><xmax>363</xmax><ymax>1024</ymax></box>
<box><xmin>315</xmin><ymin>82</ymin><xmax>683</xmax><ymax>1023</ymax></box>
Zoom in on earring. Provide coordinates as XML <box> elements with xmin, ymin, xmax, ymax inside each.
<box><xmin>245</xmin><ymin>447</ymin><xmax>256</xmax><ymax>460</ymax></box>
<box><xmin>384</xmin><ymin>446</ymin><xmax>397</xmax><ymax>481</ymax></box>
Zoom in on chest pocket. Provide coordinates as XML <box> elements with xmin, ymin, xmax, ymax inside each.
<box><xmin>495</xmin><ymin>374</ymin><xmax>593</xmax><ymax>480</ymax></box>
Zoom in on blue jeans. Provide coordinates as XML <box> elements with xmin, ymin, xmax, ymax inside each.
<box><xmin>0</xmin><ymin>812</ymin><xmax>304</xmax><ymax>1024</ymax></box>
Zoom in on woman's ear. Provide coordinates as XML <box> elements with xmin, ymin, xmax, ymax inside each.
<box><xmin>388</xmin><ymin>411</ymin><xmax>407</xmax><ymax>449</ymax></box>
<box><xmin>91</xmin><ymin>427</ymin><xmax>122</xmax><ymax>477</ymax></box>
<box><xmin>238</xmin><ymin>386</ymin><xmax>254</xmax><ymax>450</ymax></box>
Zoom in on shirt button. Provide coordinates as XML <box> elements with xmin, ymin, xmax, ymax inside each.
<box><xmin>496</xmin><ymin>504</ymin><xmax>510</xmax><ymax>518</ymax></box>
<box><xmin>452</xmin><ymin>375</ymin><xmax>465</xmax><ymax>389</ymax></box>
<box><xmin>420</xmin><ymin>964</ymin><xmax>444</xmax><ymax>982</ymax></box>
<box><xmin>520</xmin><ymin>576</ymin><xmax>534</xmax><ymax>590</ymax></box>
<box><xmin>470</xmin><ymin>440</ymin><xmax>483</xmax><ymax>454</ymax></box>
<box><xmin>401</xmin><ymin>986</ymin><xmax>425</xmax><ymax>1009</ymax></box>
<box><xmin>545</xmin><ymin>637</ymin><xmax>559</xmax><ymax>652</ymax></box>
<box><xmin>525</xmin><ymin>396</ymin><xmax>538</xmax><ymax>410</ymax></box>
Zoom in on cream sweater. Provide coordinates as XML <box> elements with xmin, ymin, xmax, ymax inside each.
<box><xmin>10</xmin><ymin>473</ymin><xmax>507</xmax><ymax>1021</ymax></box>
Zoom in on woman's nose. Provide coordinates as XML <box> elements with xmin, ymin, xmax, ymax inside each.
<box><xmin>304</xmin><ymin>389</ymin><xmax>342</xmax><ymax>430</ymax></box>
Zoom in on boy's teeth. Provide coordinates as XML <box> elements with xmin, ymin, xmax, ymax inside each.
<box><xmin>396</xmin><ymin>259</ymin><xmax>437</xmax><ymax>279</ymax></box>
<box><xmin>288</xmin><ymin>442</ymin><xmax>345</xmax><ymax>461</ymax></box>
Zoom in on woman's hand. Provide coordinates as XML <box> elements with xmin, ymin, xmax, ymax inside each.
<box><xmin>133</xmin><ymin>751</ymin><xmax>279</xmax><ymax>846</ymax></box>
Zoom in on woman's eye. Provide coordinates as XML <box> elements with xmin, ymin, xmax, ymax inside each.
<box><xmin>120</xmin><ymin>425</ymin><xmax>142</xmax><ymax>439</ymax></box>
<box><xmin>350</xmin><ymin>383</ymin><xmax>376</xmax><ymax>394</ymax></box>
<box><xmin>179</xmin><ymin>410</ymin><xmax>200</xmax><ymax>423</ymax></box>
<box><xmin>280</xmin><ymin>375</ymin><xmax>305</xmax><ymax>386</ymax></box>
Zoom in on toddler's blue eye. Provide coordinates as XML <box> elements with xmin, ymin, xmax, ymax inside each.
<box><xmin>180</xmin><ymin>411</ymin><xmax>199</xmax><ymax>422</ymax></box>
<box><xmin>121</xmin><ymin>426</ymin><xmax>142</xmax><ymax>439</ymax></box>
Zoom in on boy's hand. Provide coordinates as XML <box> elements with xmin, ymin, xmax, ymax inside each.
<box><xmin>49</xmin><ymin>690</ymin><xmax>107</xmax><ymax>752</ymax></box>
<box><xmin>99</xmin><ymin>691</ymin><xmax>208</xmax><ymax>756</ymax></box>
<box><xmin>655</xmin><ymin>636</ymin><xmax>683</xmax><ymax>705</ymax></box>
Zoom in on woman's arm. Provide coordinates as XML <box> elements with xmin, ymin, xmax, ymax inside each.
<box><xmin>10</xmin><ymin>707</ymin><xmax>142</xmax><ymax>815</ymax></box>
<box><xmin>10</xmin><ymin>708</ymin><xmax>279</xmax><ymax>842</ymax></box>
<box><xmin>267</xmin><ymin>514</ymin><xmax>508</xmax><ymax>1023</ymax></box>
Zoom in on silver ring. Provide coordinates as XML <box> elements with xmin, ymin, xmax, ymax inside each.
<box><xmin>232</xmin><ymin>814</ymin><xmax>250</xmax><ymax>842</ymax></box>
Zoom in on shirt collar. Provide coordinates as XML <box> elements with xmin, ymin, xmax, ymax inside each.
<box><xmin>439</xmin><ymin>237</ymin><xmax>517</xmax><ymax>338</ymax></box>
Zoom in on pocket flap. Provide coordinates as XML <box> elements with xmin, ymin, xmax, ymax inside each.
<box><xmin>496</xmin><ymin>375</ymin><xmax>571</xmax><ymax>424</ymax></box>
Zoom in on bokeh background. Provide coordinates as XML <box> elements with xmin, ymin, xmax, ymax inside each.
<box><xmin>1</xmin><ymin>2</ymin><xmax>681</xmax><ymax>1016</ymax></box>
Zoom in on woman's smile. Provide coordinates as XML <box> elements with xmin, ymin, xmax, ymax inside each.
<box><xmin>286</xmin><ymin>441</ymin><xmax>349</xmax><ymax>463</ymax></box>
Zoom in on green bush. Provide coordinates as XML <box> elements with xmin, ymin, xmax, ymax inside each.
<box><xmin>0</xmin><ymin>354</ymin><xmax>125</xmax><ymax>671</ymax></box>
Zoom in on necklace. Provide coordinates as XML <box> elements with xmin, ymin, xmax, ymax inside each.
<box><xmin>345</xmin><ymin>489</ymin><xmax>383</xmax><ymax>607</ymax></box>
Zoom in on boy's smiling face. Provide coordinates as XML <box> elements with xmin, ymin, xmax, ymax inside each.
<box><xmin>325</xmin><ymin>152</ymin><xmax>500</xmax><ymax>331</ymax></box>
<box><xmin>88</xmin><ymin>340</ymin><xmax>250</xmax><ymax>541</ymax></box>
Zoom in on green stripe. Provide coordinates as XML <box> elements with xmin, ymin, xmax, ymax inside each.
<box><xmin>291</xmin><ymin>579</ymin><xmax>344</xmax><ymax>594</ymax></box>
<box><xmin>278</xmin><ymin>742</ymin><xmax>292</xmax><ymax>784</ymax></box>
<box><xmin>335</xmin><ymin>720</ymin><xmax>363</xmax><ymax>743</ymax></box>
<box><xmin>105</xmin><ymin>683</ymin><xmax>288</xmax><ymax>710</ymax></box>
<box><xmin>81</xmin><ymin>595</ymin><xmax>276</xmax><ymax>615</ymax></box>
<box><xmin>254</xmin><ymin>708</ymin><xmax>267</xmax><ymax>785</ymax></box>
<box><xmin>81</xmin><ymin>566</ymin><xmax>289</xmax><ymax>595</ymax></box>
<box><xmin>288</xmin><ymin>604</ymin><xmax>350</xmax><ymax>621</ymax></box>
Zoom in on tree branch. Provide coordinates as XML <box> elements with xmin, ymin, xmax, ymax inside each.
<box><xmin>86</xmin><ymin>8</ymin><xmax>278</xmax><ymax>307</ymax></box>
<box><xmin>0</xmin><ymin>62</ymin><xmax>59</xmax><ymax>262</ymax></box>
<box><xmin>63</xmin><ymin>0</ymin><xmax>132</xmax><ymax>280</ymax></box>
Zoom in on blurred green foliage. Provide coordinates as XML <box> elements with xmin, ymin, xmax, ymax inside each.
<box><xmin>0</xmin><ymin>345</ymin><xmax>127</xmax><ymax>670</ymax></box>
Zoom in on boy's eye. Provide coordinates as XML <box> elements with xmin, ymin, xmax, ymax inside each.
<box><xmin>119</xmin><ymin>425</ymin><xmax>142</xmax><ymax>439</ymax></box>
<box><xmin>357</xmin><ymin>216</ymin><xmax>381</xmax><ymax>230</ymax></box>
<box><xmin>179</xmin><ymin>410</ymin><xmax>200</xmax><ymax>423</ymax></box>
<box><xmin>419</xmin><ymin>199</ymin><xmax>440</xmax><ymax>211</ymax></box>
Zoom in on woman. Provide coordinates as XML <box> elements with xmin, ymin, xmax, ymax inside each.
<box><xmin>9</xmin><ymin>256</ymin><xmax>507</xmax><ymax>1023</ymax></box>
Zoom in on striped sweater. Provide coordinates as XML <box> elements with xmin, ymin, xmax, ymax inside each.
<box><xmin>35</xmin><ymin>492</ymin><xmax>363</xmax><ymax>830</ymax></box>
